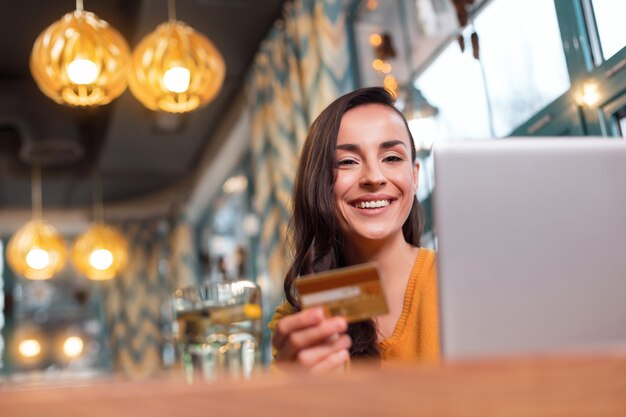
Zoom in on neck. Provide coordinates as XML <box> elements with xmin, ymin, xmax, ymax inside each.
<box><xmin>343</xmin><ymin>234</ymin><xmax>418</xmax><ymax>286</ymax></box>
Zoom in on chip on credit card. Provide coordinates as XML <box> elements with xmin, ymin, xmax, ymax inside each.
<box><xmin>296</xmin><ymin>263</ymin><xmax>388</xmax><ymax>323</ymax></box>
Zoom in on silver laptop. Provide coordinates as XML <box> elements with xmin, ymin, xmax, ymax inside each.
<box><xmin>433</xmin><ymin>138</ymin><xmax>626</xmax><ymax>359</ymax></box>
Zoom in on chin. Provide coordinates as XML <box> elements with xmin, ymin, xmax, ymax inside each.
<box><xmin>353</xmin><ymin>226</ymin><xmax>393</xmax><ymax>241</ymax></box>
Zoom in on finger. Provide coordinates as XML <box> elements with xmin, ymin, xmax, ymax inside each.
<box><xmin>276</xmin><ymin>317</ymin><xmax>348</xmax><ymax>361</ymax></box>
<box><xmin>295</xmin><ymin>334</ymin><xmax>352</xmax><ymax>368</ymax></box>
<box><xmin>272</xmin><ymin>307</ymin><xmax>325</xmax><ymax>351</ymax></box>
<box><xmin>310</xmin><ymin>348</ymin><xmax>351</xmax><ymax>374</ymax></box>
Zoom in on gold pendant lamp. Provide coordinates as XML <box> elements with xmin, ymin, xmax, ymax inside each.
<box><xmin>7</xmin><ymin>166</ymin><xmax>67</xmax><ymax>280</ymax></box>
<box><xmin>128</xmin><ymin>0</ymin><xmax>225</xmax><ymax>113</ymax></box>
<box><xmin>29</xmin><ymin>0</ymin><xmax>130</xmax><ymax>106</ymax></box>
<box><xmin>72</xmin><ymin>224</ymin><xmax>128</xmax><ymax>281</ymax></box>
<box><xmin>71</xmin><ymin>172</ymin><xmax>128</xmax><ymax>281</ymax></box>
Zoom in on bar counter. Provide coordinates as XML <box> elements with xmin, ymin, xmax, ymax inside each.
<box><xmin>2</xmin><ymin>351</ymin><xmax>626</xmax><ymax>417</ymax></box>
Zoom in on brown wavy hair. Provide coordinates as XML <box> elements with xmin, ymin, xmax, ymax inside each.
<box><xmin>283</xmin><ymin>87</ymin><xmax>424</xmax><ymax>360</ymax></box>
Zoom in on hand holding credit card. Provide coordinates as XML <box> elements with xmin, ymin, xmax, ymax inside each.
<box><xmin>296</xmin><ymin>263</ymin><xmax>388</xmax><ymax>323</ymax></box>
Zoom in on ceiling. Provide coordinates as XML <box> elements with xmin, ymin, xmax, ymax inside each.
<box><xmin>0</xmin><ymin>0</ymin><xmax>285</xmax><ymax>212</ymax></box>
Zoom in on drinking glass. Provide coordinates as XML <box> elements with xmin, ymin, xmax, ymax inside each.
<box><xmin>172</xmin><ymin>279</ymin><xmax>263</xmax><ymax>382</ymax></box>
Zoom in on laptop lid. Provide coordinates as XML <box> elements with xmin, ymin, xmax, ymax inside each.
<box><xmin>433</xmin><ymin>138</ymin><xmax>626</xmax><ymax>359</ymax></box>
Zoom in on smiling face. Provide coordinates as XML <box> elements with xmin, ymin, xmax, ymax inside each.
<box><xmin>333</xmin><ymin>103</ymin><xmax>418</xmax><ymax>246</ymax></box>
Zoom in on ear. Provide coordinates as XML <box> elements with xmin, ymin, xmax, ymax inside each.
<box><xmin>413</xmin><ymin>161</ymin><xmax>419</xmax><ymax>193</ymax></box>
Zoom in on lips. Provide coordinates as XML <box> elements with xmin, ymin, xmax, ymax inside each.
<box><xmin>350</xmin><ymin>196</ymin><xmax>396</xmax><ymax>209</ymax></box>
<box><xmin>352</xmin><ymin>199</ymin><xmax>390</xmax><ymax>209</ymax></box>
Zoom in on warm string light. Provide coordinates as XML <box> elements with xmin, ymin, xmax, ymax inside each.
<box><xmin>384</xmin><ymin>75</ymin><xmax>398</xmax><ymax>97</ymax></box>
<box><xmin>369</xmin><ymin>33</ymin><xmax>382</xmax><ymax>46</ymax></box>
<box><xmin>364</xmin><ymin>1</ymin><xmax>438</xmax><ymax>152</ymax></box>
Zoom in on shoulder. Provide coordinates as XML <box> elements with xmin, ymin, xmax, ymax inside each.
<box><xmin>414</xmin><ymin>247</ymin><xmax>437</xmax><ymax>272</ymax></box>
<box><xmin>419</xmin><ymin>247</ymin><xmax>436</xmax><ymax>261</ymax></box>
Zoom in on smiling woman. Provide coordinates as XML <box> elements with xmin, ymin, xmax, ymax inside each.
<box><xmin>268</xmin><ymin>87</ymin><xmax>440</xmax><ymax>372</ymax></box>
<box><xmin>334</xmin><ymin>104</ymin><xmax>419</xmax><ymax>245</ymax></box>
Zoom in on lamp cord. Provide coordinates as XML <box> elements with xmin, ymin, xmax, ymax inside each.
<box><xmin>168</xmin><ymin>0</ymin><xmax>177</xmax><ymax>22</ymax></box>
<box><xmin>76</xmin><ymin>0</ymin><xmax>83</xmax><ymax>12</ymax></box>
<box><xmin>92</xmin><ymin>170</ymin><xmax>104</xmax><ymax>224</ymax></box>
<box><xmin>31</xmin><ymin>165</ymin><xmax>42</xmax><ymax>221</ymax></box>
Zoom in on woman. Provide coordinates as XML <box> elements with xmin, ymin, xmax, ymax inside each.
<box><xmin>269</xmin><ymin>87</ymin><xmax>439</xmax><ymax>373</ymax></box>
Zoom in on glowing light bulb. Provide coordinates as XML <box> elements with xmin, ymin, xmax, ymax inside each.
<box><xmin>26</xmin><ymin>248</ymin><xmax>50</xmax><ymax>270</ymax></box>
<box><xmin>163</xmin><ymin>67</ymin><xmax>191</xmax><ymax>93</ymax></box>
<box><xmin>63</xmin><ymin>336</ymin><xmax>84</xmax><ymax>358</ymax></box>
<box><xmin>369</xmin><ymin>33</ymin><xmax>382</xmax><ymax>46</ymax></box>
<box><xmin>580</xmin><ymin>82</ymin><xmax>600</xmax><ymax>106</ymax></box>
<box><xmin>89</xmin><ymin>249</ymin><xmax>113</xmax><ymax>270</ymax></box>
<box><xmin>18</xmin><ymin>339</ymin><xmax>42</xmax><ymax>358</ymax></box>
<box><xmin>66</xmin><ymin>59</ymin><xmax>99</xmax><ymax>85</ymax></box>
<box><xmin>372</xmin><ymin>59</ymin><xmax>385</xmax><ymax>71</ymax></box>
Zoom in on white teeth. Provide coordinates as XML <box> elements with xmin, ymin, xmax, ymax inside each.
<box><xmin>354</xmin><ymin>200</ymin><xmax>390</xmax><ymax>209</ymax></box>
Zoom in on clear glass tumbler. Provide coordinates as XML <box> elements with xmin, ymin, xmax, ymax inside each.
<box><xmin>172</xmin><ymin>280</ymin><xmax>263</xmax><ymax>382</ymax></box>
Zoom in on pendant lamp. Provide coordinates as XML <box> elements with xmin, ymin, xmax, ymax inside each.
<box><xmin>71</xmin><ymin>172</ymin><xmax>128</xmax><ymax>281</ymax></box>
<box><xmin>72</xmin><ymin>224</ymin><xmax>128</xmax><ymax>281</ymax></box>
<box><xmin>128</xmin><ymin>0</ymin><xmax>225</xmax><ymax>113</ymax></box>
<box><xmin>30</xmin><ymin>0</ymin><xmax>130</xmax><ymax>106</ymax></box>
<box><xmin>7</xmin><ymin>166</ymin><xmax>67</xmax><ymax>280</ymax></box>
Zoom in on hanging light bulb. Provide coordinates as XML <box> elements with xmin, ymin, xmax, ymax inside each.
<box><xmin>29</xmin><ymin>0</ymin><xmax>130</xmax><ymax>106</ymax></box>
<box><xmin>128</xmin><ymin>0</ymin><xmax>225</xmax><ymax>113</ymax></box>
<box><xmin>62</xmin><ymin>335</ymin><xmax>85</xmax><ymax>359</ymax></box>
<box><xmin>72</xmin><ymin>224</ymin><xmax>128</xmax><ymax>280</ymax></box>
<box><xmin>7</xmin><ymin>166</ymin><xmax>67</xmax><ymax>280</ymax></box>
<box><xmin>18</xmin><ymin>339</ymin><xmax>43</xmax><ymax>359</ymax></box>
<box><xmin>71</xmin><ymin>171</ymin><xmax>128</xmax><ymax>281</ymax></box>
<box><xmin>12</xmin><ymin>325</ymin><xmax>47</xmax><ymax>366</ymax></box>
<box><xmin>163</xmin><ymin>66</ymin><xmax>191</xmax><ymax>93</ymax></box>
<box><xmin>7</xmin><ymin>221</ymin><xmax>67</xmax><ymax>280</ymax></box>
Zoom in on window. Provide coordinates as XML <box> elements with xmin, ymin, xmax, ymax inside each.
<box><xmin>589</xmin><ymin>0</ymin><xmax>626</xmax><ymax>62</ymax></box>
<box><xmin>416</xmin><ymin>0</ymin><xmax>570</xmax><ymax>140</ymax></box>
<box><xmin>619</xmin><ymin>110</ymin><xmax>626</xmax><ymax>138</ymax></box>
<box><xmin>416</xmin><ymin>39</ymin><xmax>492</xmax><ymax>141</ymax></box>
<box><xmin>474</xmin><ymin>0</ymin><xmax>570</xmax><ymax>137</ymax></box>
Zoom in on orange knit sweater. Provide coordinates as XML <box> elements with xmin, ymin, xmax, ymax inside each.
<box><xmin>268</xmin><ymin>248</ymin><xmax>440</xmax><ymax>364</ymax></box>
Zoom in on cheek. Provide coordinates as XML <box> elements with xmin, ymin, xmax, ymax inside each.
<box><xmin>388</xmin><ymin>170</ymin><xmax>416</xmax><ymax>192</ymax></box>
<box><xmin>333</xmin><ymin>172</ymin><xmax>353</xmax><ymax>199</ymax></box>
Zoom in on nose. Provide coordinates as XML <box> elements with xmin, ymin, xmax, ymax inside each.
<box><xmin>360</xmin><ymin>161</ymin><xmax>386</xmax><ymax>187</ymax></box>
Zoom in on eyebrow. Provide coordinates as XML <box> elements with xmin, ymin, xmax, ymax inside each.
<box><xmin>336</xmin><ymin>140</ymin><xmax>408</xmax><ymax>151</ymax></box>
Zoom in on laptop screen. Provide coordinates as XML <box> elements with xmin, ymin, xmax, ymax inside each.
<box><xmin>433</xmin><ymin>138</ymin><xmax>626</xmax><ymax>359</ymax></box>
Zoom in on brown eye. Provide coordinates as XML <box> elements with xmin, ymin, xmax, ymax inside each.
<box><xmin>383</xmin><ymin>155</ymin><xmax>403</xmax><ymax>163</ymax></box>
<box><xmin>337</xmin><ymin>159</ymin><xmax>357</xmax><ymax>166</ymax></box>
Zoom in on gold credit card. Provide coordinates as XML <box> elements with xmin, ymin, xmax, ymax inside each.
<box><xmin>296</xmin><ymin>263</ymin><xmax>388</xmax><ymax>323</ymax></box>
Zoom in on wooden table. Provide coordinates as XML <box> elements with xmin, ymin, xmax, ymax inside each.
<box><xmin>2</xmin><ymin>352</ymin><xmax>626</xmax><ymax>417</ymax></box>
